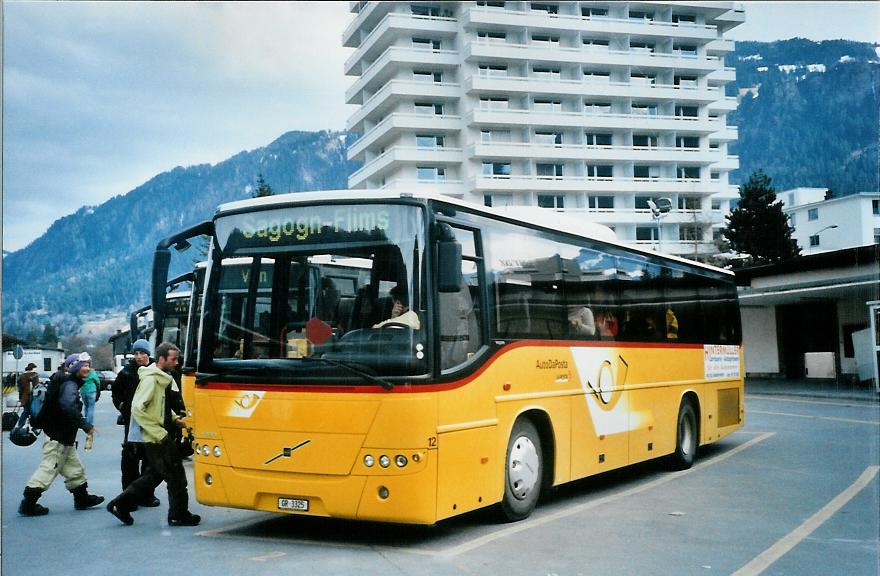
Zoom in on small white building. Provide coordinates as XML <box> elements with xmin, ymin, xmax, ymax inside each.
<box><xmin>2</xmin><ymin>346</ymin><xmax>66</xmax><ymax>375</ymax></box>
<box><xmin>781</xmin><ymin>188</ymin><xmax>880</xmax><ymax>254</ymax></box>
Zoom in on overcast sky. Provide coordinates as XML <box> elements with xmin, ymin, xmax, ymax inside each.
<box><xmin>3</xmin><ymin>1</ymin><xmax>879</xmax><ymax>252</ymax></box>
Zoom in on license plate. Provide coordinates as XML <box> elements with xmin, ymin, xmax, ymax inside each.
<box><xmin>278</xmin><ymin>497</ymin><xmax>309</xmax><ymax>512</ymax></box>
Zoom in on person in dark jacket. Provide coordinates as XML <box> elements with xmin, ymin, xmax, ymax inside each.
<box><xmin>111</xmin><ymin>339</ymin><xmax>160</xmax><ymax>507</ymax></box>
<box><xmin>18</xmin><ymin>353</ymin><xmax>105</xmax><ymax>516</ymax></box>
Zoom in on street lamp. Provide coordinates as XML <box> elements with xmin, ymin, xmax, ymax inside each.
<box><xmin>808</xmin><ymin>224</ymin><xmax>838</xmax><ymax>253</ymax></box>
<box><xmin>647</xmin><ymin>197</ymin><xmax>672</xmax><ymax>252</ymax></box>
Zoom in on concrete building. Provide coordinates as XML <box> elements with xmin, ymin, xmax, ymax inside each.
<box><xmin>737</xmin><ymin>244</ymin><xmax>880</xmax><ymax>391</ymax></box>
<box><xmin>344</xmin><ymin>1</ymin><xmax>744</xmax><ymax>259</ymax></box>
<box><xmin>781</xmin><ymin>187</ymin><xmax>880</xmax><ymax>254</ymax></box>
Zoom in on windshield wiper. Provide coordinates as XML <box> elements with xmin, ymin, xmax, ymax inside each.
<box><xmin>299</xmin><ymin>356</ymin><xmax>394</xmax><ymax>390</ymax></box>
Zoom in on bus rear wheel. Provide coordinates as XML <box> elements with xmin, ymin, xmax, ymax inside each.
<box><xmin>671</xmin><ymin>400</ymin><xmax>698</xmax><ymax>470</ymax></box>
<box><xmin>500</xmin><ymin>418</ymin><xmax>543</xmax><ymax>522</ymax></box>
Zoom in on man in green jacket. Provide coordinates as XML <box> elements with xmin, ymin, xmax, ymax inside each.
<box><xmin>106</xmin><ymin>342</ymin><xmax>200</xmax><ymax>526</ymax></box>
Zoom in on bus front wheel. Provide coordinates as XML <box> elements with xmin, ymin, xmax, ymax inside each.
<box><xmin>500</xmin><ymin>418</ymin><xmax>543</xmax><ymax>522</ymax></box>
<box><xmin>671</xmin><ymin>401</ymin><xmax>698</xmax><ymax>470</ymax></box>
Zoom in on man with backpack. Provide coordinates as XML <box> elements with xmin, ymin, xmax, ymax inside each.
<box><xmin>18</xmin><ymin>352</ymin><xmax>105</xmax><ymax>517</ymax></box>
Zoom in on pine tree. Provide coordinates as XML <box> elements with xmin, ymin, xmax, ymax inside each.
<box><xmin>723</xmin><ymin>170</ymin><xmax>800</xmax><ymax>266</ymax></box>
<box><xmin>38</xmin><ymin>323</ymin><xmax>59</xmax><ymax>347</ymax></box>
<box><xmin>254</xmin><ymin>173</ymin><xmax>274</xmax><ymax>198</ymax></box>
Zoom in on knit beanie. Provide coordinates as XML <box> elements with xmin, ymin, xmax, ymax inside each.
<box><xmin>64</xmin><ymin>352</ymin><xmax>92</xmax><ymax>374</ymax></box>
<box><xmin>132</xmin><ymin>339</ymin><xmax>152</xmax><ymax>355</ymax></box>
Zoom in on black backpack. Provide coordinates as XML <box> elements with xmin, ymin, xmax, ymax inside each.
<box><xmin>29</xmin><ymin>378</ymin><xmax>61</xmax><ymax>431</ymax></box>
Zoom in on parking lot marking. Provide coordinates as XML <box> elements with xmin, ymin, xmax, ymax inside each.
<box><xmin>438</xmin><ymin>432</ymin><xmax>775</xmax><ymax>559</ymax></box>
<box><xmin>731</xmin><ymin>465</ymin><xmax>879</xmax><ymax>576</ymax></box>
<box><xmin>750</xmin><ymin>409</ymin><xmax>879</xmax><ymax>426</ymax></box>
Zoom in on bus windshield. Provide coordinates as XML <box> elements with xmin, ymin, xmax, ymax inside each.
<box><xmin>206</xmin><ymin>202</ymin><xmax>428</xmax><ymax>379</ymax></box>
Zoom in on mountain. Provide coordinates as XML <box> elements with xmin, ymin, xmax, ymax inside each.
<box><xmin>728</xmin><ymin>39</ymin><xmax>880</xmax><ymax>193</ymax></box>
<box><xmin>2</xmin><ymin>130</ymin><xmax>358</xmax><ymax>336</ymax></box>
<box><xmin>4</xmin><ymin>40</ymin><xmax>877</xmax><ymax>338</ymax></box>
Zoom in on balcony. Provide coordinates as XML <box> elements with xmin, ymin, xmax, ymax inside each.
<box><xmin>470</xmin><ymin>174</ymin><xmax>734</xmax><ymax>195</ymax></box>
<box><xmin>347</xmin><ymin>80</ymin><xmax>460</xmax><ymax>132</ymax></box>
<box><xmin>348</xmin><ymin>113</ymin><xmax>462</xmax><ymax>160</ymax></box>
<box><xmin>348</xmin><ymin>146</ymin><xmax>463</xmax><ymax>188</ymax></box>
<box><xmin>705</xmin><ymin>38</ymin><xmax>735</xmax><ymax>56</ymax></box>
<box><xmin>346</xmin><ymin>46</ymin><xmax>459</xmax><ymax>104</ymax></box>
<box><xmin>463</xmin><ymin>7</ymin><xmax>719</xmax><ymax>41</ymax></box>
<box><xmin>342</xmin><ymin>1</ymin><xmax>393</xmax><ymax>48</ymax></box>
<box><xmin>708</xmin><ymin>96</ymin><xmax>738</xmax><ymax>112</ymax></box>
<box><xmin>468</xmin><ymin>142</ymin><xmax>724</xmax><ymax>164</ymax></box>
<box><xmin>345</xmin><ymin>12</ymin><xmax>458</xmax><ymax>74</ymax></box>
<box><xmin>464</xmin><ymin>40</ymin><xmax>721</xmax><ymax>73</ymax></box>
<box><xmin>560</xmin><ymin>207</ymin><xmax>722</xmax><ymax>227</ymax></box>
<box><xmin>379</xmin><ymin>178</ymin><xmax>467</xmax><ymax>197</ymax></box>
<box><xmin>466</xmin><ymin>74</ymin><xmax>720</xmax><ymax>103</ymax></box>
<box><xmin>707</xmin><ymin>67</ymin><xmax>736</xmax><ymax>85</ymax></box>
<box><xmin>467</xmin><ymin>108</ymin><xmax>726</xmax><ymax>134</ymax></box>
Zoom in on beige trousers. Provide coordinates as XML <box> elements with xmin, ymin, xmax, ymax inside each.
<box><xmin>26</xmin><ymin>439</ymin><xmax>87</xmax><ymax>491</ymax></box>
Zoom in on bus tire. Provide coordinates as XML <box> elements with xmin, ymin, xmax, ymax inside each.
<box><xmin>500</xmin><ymin>418</ymin><xmax>543</xmax><ymax>522</ymax></box>
<box><xmin>671</xmin><ymin>400</ymin><xmax>698</xmax><ymax>470</ymax></box>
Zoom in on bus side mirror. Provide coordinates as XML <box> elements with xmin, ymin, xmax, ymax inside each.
<box><xmin>437</xmin><ymin>239</ymin><xmax>462</xmax><ymax>293</ymax></box>
<box><xmin>152</xmin><ymin>248</ymin><xmax>171</xmax><ymax>337</ymax></box>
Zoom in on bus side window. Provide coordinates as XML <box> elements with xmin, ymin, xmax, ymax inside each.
<box><xmin>440</xmin><ymin>228</ymin><xmax>483</xmax><ymax>370</ymax></box>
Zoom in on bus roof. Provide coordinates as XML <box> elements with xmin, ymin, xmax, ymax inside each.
<box><xmin>216</xmin><ymin>190</ymin><xmax>732</xmax><ymax>276</ymax></box>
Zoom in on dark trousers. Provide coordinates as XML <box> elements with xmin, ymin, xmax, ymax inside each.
<box><xmin>116</xmin><ymin>437</ymin><xmax>189</xmax><ymax>519</ymax></box>
<box><xmin>121</xmin><ymin>442</ymin><xmax>160</xmax><ymax>498</ymax></box>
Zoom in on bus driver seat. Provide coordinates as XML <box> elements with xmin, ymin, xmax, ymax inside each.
<box><xmin>439</xmin><ymin>283</ymin><xmax>480</xmax><ymax>370</ymax></box>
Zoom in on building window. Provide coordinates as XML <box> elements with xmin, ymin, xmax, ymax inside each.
<box><xmin>673</xmin><ymin>44</ymin><xmax>698</xmax><ymax>57</ymax></box>
<box><xmin>413</xmin><ymin>70</ymin><xmax>442</xmax><ymax>83</ymax></box>
<box><xmin>479</xmin><ymin>96</ymin><xmax>509</xmax><ymax>110</ymax></box>
<box><xmin>789</xmin><ymin>213</ymin><xmax>796</xmax><ymax>226</ymax></box>
<box><xmin>631</xmin><ymin>103</ymin><xmax>658</xmax><ymax>117</ymax></box>
<box><xmin>676</xmin><ymin>136</ymin><xmax>700</xmax><ymax>149</ymax></box>
<box><xmin>674</xmin><ymin>75</ymin><xmax>699</xmax><ymax>88</ymax></box>
<box><xmin>630</xmin><ymin>73</ymin><xmax>656</xmax><ymax>86</ymax></box>
<box><xmin>672</xmin><ymin>13</ymin><xmax>696</xmax><ymax>24</ymax></box>
<box><xmin>712</xmin><ymin>199</ymin><xmax>722</xmax><ymax>211</ymax></box>
<box><xmin>415</xmin><ymin>102</ymin><xmax>443</xmax><ymax>115</ymax></box>
<box><xmin>874</xmin><ymin>227</ymin><xmax>880</xmax><ymax>243</ymax></box>
<box><xmin>538</xmin><ymin>194</ymin><xmax>565</xmax><ymax>208</ymax></box>
<box><xmin>679</xmin><ymin>197</ymin><xmax>701</xmax><ymax>210</ymax></box>
<box><xmin>477</xmin><ymin>30</ymin><xmax>507</xmax><ymax>43</ymax></box>
<box><xmin>479</xmin><ymin>64</ymin><xmax>508</xmax><ymax>77</ymax></box>
<box><xmin>583</xmin><ymin>71</ymin><xmax>611</xmax><ymax>84</ymax></box>
<box><xmin>531</xmin><ymin>34</ymin><xmax>560</xmax><ymax>46</ymax></box>
<box><xmin>589</xmin><ymin>195</ymin><xmax>614</xmax><ymax>209</ymax></box>
<box><xmin>533</xmin><ymin>99</ymin><xmax>562</xmax><ymax>112</ymax></box>
<box><xmin>416</xmin><ymin>134</ymin><xmax>444</xmax><ymax>148</ymax></box>
<box><xmin>412</xmin><ymin>5</ymin><xmax>441</xmax><ymax>17</ymax></box>
<box><xmin>482</xmin><ymin>162</ymin><xmax>511</xmax><ymax>177</ymax></box>
<box><xmin>629</xmin><ymin>42</ymin><xmax>655</xmax><ymax>53</ymax></box>
<box><xmin>677</xmin><ymin>166</ymin><xmax>700</xmax><ymax>180</ymax></box>
<box><xmin>536</xmin><ymin>163</ymin><xmax>564</xmax><ymax>178</ymax></box>
<box><xmin>582</xmin><ymin>6</ymin><xmax>608</xmax><ymax>18</ymax></box>
<box><xmin>484</xmin><ymin>193</ymin><xmax>513</xmax><ymax>207</ymax></box>
<box><xmin>586</xmin><ymin>164</ymin><xmax>613</xmax><ymax>178</ymax></box>
<box><xmin>680</xmin><ymin>225</ymin><xmax>703</xmax><ymax>241</ymax></box>
<box><xmin>585</xmin><ymin>132</ymin><xmax>612</xmax><ymax>146</ymax></box>
<box><xmin>534</xmin><ymin>131</ymin><xmax>562</xmax><ymax>145</ymax></box>
<box><xmin>675</xmin><ymin>105</ymin><xmax>698</xmax><ymax>118</ymax></box>
<box><xmin>809</xmin><ymin>235</ymin><xmax>820</xmax><ymax>247</ymax></box>
<box><xmin>481</xmin><ymin>129</ymin><xmax>510</xmax><ymax>143</ymax></box>
<box><xmin>808</xmin><ymin>207</ymin><xmax>819</xmax><ymax>220</ymax></box>
<box><xmin>412</xmin><ymin>37</ymin><xmax>441</xmax><ymax>50</ymax></box>
<box><xmin>585</xmin><ymin>101</ymin><xmax>612</xmax><ymax>114</ymax></box>
<box><xmin>636</xmin><ymin>226</ymin><xmax>656</xmax><ymax>241</ymax></box>
<box><xmin>533</xmin><ymin>66</ymin><xmax>561</xmax><ymax>79</ymax></box>
<box><xmin>632</xmin><ymin>134</ymin><xmax>658</xmax><ymax>148</ymax></box>
<box><xmin>530</xmin><ymin>3</ymin><xmax>559</xmax><ymax>15</ymax></box>
<box><xmin>628</xmin><ymin>10</ymin><xmax>654</xmax><ymax>21</ymax></box>
<box><xmin>582</xmin><ymin>38</ymin><xmax>610</xmax><ymax>50</ymax></box>
<box><xmin>476</xmin><ymin>1</ymin><xmax>506</xmax><ymax>7</ymax></box>
<box><xmin>873</xmin><ymin>199</ymin><xmax>879</xmax><ymax>214</ymax></box>
<box><xmin>635</xmin><ymin>196</ymin><xmax>653</xmax><ymax>209</ymax></box>
<box><xmin>634</xmin><ymin>166</ymin><xmax>660</xmax><ymax>180</ymax></box>
<box><xmin>417</xmin><ymin>166</ymin><xmax>446</xmax><ymax>181</ymax></box>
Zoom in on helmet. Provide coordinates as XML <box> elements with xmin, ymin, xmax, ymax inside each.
<box><xmin>10</xmin><ymin>426</ymin><xmax>39</xmax><ymax>447</ymax></box>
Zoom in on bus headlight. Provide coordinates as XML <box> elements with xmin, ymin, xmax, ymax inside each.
<box><xmin>363</xmin><ymin>455</ymin><xmax>375</xmax><ymax>467</ymax></box>
<box><xmin>194</xmin><ymin>443</ymin><xmax>200</xmax><ymax>455</ymax></box>
<box><xmin>395</xmin><ymin>455</ymin><xmax>408</xmax><ymax>468</ymax></box>
<box><xmin>213</xmin><ymin>446</ymin><xmax>222</xmax><ymax>458</ymax></box>
<box><xmin>202</xmin><ymin>445</ymin><xmax>210</xmax><ymax>457</ymax></box>
<box><xmin>379</xmin><ymin>455</ymin><xmax>390</xmax><ymax>468</ymax></box>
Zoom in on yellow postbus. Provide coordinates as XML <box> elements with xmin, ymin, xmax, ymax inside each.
<box><xmin>151</xmin><ymin>190</ymin><xmax>743</xmax><ymax>524</ymax></box>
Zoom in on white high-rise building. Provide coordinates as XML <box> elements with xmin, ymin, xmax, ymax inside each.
<box><xmin>344</xmin><ymin>1</ymin><xmax>743</xmax><ymax>258</ymax></box>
